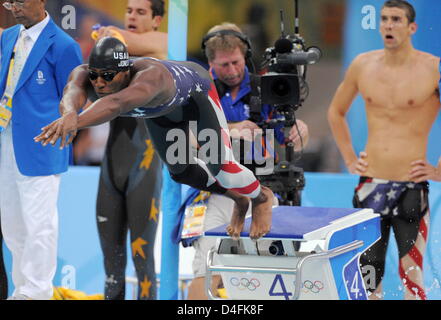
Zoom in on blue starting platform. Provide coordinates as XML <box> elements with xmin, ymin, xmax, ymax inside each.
<box><xmin>205</xmin><ymin>206</ymin><xmax>380</xmax><ymax>300</ymax></box>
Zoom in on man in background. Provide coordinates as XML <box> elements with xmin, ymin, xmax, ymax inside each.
<box><xmin>96</xmin><ymin>0</ymin><xmax>167</xmax><ymax>59</ymax></box>
<box><xmin>0</xmin><ymin>0</ymin><xmax>82</xmax><ymax>299</ymax></box>
<box><xmin>187</xmin><ymin>23</ymin><xmax>309</xmax><ymax>299</ymax></box>
<box><xmin>328</xmin><ymin>0</ymin><xmax>441</xmax><ymax>300</ymax></box>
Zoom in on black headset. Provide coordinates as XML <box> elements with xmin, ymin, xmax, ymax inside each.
<box><xmin>201</xmin><ymin>29</ymin><xmax>253</xmax><ymax>59</ymax></box>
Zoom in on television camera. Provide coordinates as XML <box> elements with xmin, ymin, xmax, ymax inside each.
<box><xmin>250</xmin><ymin>0</ymin><xmax>322</xmax><ymax>206</ymax></box>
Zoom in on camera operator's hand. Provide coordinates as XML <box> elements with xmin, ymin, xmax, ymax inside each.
<box><xmin>228</xmin><ymin>120</ymin><xmax>263</xmax><ymax>141</ymax></box>
<box><xmin>288</xmin><ymin>119</ymin><xmax>309</xmax><ymax>151</ymax></box>
<box><xmin>347</xmin><ymin>151</ymin><xmax>368</xmax><ymax>175</ymax></box>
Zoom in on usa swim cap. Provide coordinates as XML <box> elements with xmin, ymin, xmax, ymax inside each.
<box><xmin>89</xmin><ymin>37</ymin><xmax>132</xmax><ymax>71</ymax></box>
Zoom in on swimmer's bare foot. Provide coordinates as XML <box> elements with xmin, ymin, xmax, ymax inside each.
<box><xmin>224</xmin><ymin>190</ymin><xmax>250</xmax><ymax>240</ymax></box>
<box><xmin>250</xmin><ymin>185</ymin><xmax>274</xmax><ymax>240</ymax></box>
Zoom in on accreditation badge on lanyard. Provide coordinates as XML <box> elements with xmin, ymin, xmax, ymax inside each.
<box><xmin>0</xmin><ymin>94</ymin><xmax>12</xmax><ymax>131</ymax></box>
<box><xmin>0</xmin><ymin>46</ymin><xmax>17</xmax><ymax>132</ymax></box>
<box><xmin>181</xmin><ymin>204</ymin><xmax>208</xmax><ymax>239</ymax></box>
<box><xmin>181</xmin><ymin>191</ymin><xmax>211</xmax><ymax>240</ymax></box>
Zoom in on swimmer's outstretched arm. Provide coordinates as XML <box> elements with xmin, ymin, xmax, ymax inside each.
<box><xmin>35</xmin><ymin>64</ymin><xmax>175</xmax><ymax>148</ymax></box>
<box><xmin>34</xmin><ymin>65</ymin><xmax>89</xmax><ymax>147</ymax></box>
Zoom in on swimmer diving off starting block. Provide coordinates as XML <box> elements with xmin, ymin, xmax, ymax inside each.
<box><xmin>34</xmin><ymin>36</ymin><xmax>274</xmax><ymax>240</ymax></box>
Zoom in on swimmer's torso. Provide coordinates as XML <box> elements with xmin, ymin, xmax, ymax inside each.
<box><xmin>86</xmin><ymin>58</ymin><xmax>212</xmax><ymax>110</ymax></box>
<box><xmin>357</xmin><ymin>50</ymin><xmax>440</xmax><ymax>181</ymax></box>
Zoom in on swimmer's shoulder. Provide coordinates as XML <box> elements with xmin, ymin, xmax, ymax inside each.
<box><xmin>129</xmin><ymin>58</ymin><xmax>174</xmax><ymax>90</ymax></box>
<box><xmin>346</xmin><ymin>50</ymin><xmax>382</xmax><ymax>75</ymax></box>
<box><xmin>75</xmin><ymin>64</ymin><xmax>89</xmax><ymax>72</ymax></box>
<box><xmin>70</xmin><ymin>64</ymin><xmax>90</xmax><ymax>82</ymax></box>
<box><xmin>131</xmin><ymin>58</ymin><xmax>170</xmax><ymax>77</ymax></box>
<box><xmin>415</xmin><ymin>50</ymin><xmax>439</xmax><ymax>62</ymax></box>
<box><xmin>132</xmin><ymin>57</ymin><xmax>163</xmax><ymax>69</ymax></box>
<box><xmin>353</xmin><ymin>50</ymin><xmax>384</xmax><ymax>66</ymax></box>
<box><xmin>415</xmin><ymin>50</ymin><xmax>440</xmax><ymax>74</ymax></box>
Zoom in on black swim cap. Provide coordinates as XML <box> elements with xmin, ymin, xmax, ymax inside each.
<box><xmin>89</xmin><ymin>37</ymin><xmax>132</xmax><ymax>71</ymax></box>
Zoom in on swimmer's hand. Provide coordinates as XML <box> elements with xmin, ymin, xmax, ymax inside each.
<box><xmin>94</xmin><ymin>26</ymin><xmax>127</xmax><ymax>45</ymax></box>
<box><xmin>348</xmin><ymin>151</ymin><xmax>368</xmax><ymax>175</ymax></box>
<box><xmin>96</xmin><ymin>26</ymin><xmax>114</xmax><ymax>39</ymax></box>
<box><xmin>409</xmin><ymin>159</ymin><xmax>441</xmax><ymax>183</ymax></box>
<box><xmin>34</xmin><ymin>111</ymin><xmax>78</xmax><ymax>149</ymax></box>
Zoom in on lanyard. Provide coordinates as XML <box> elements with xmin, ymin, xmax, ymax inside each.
<box><xmin>5</xmin><ymin>46</ymin><xmax>17</xmax><ymax>91</ymax></box>
<box><xmin>0</xmin><ymin>42</ymin><xmax>20</xmax><ymax>131</ymax></box>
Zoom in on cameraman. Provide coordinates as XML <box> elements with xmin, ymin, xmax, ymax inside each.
<box><xmin>186</xmin><ymin>23</ymin><xmax>309</xmax><ymax>300</ymax></box>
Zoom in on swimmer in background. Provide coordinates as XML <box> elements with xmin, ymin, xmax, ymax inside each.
<box><xmin>84</xmin><ymin>0</ymin><xmax>167</xmax><ymax>300</ymax></box>
<box><xmin>327</xmin><ymin>0</ymin><xmax>441</xmax><ymax>300</ymax></box>
<box><xmin>94</xmin><ymin>0</ymin><xmax>167</xmax><ymax>59</ymax></box>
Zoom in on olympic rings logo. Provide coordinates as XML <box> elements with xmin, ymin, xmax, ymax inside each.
<box><xmin>230</xmin><ymin>277</ymin><xmax>261</xmax><ymax>291</ymax></box>
<box><xmin>301</xmin><ymin>280</ymin><xmax>324</xmax><ymax>294</ymax></box>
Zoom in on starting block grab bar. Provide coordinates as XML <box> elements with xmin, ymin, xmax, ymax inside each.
<box><xmin>205</xmin><ymin>240</ymin><xmax>364</xmax><ymax>300</ymax></box>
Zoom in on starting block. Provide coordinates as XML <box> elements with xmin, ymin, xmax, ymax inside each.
<box><xmin>204</xmin><ymin>206</ymin><xmax>380</xmax><ymax>300</ymax></box>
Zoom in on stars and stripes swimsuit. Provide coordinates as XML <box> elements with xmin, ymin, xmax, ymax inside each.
<box><xmin>123</xmin><ymin>59</ymin><xmax>261</xmax><ymax>199</ymax></box>
<box><xmin>353</xmin><ymin>176</ymin><xmax>429</xmax><ymax>299</ymax></box>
